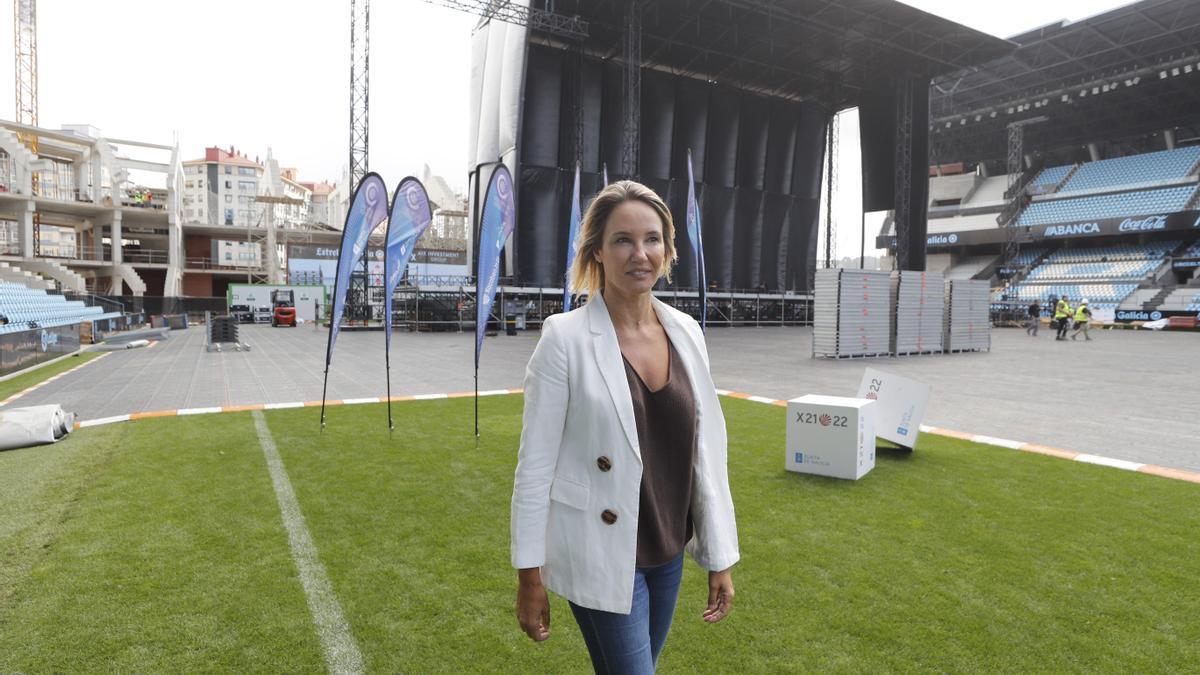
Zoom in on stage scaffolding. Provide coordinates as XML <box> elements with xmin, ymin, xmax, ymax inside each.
<box><xmin>382</xmin><ymin>285</ymin><xmax>814</xmax><ymax>332</ymax></box>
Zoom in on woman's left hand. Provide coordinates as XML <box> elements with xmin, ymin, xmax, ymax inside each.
<box><xmin>702</xmin><ymin>568</ymin><xmax>735</xmax><ymax>623</ymax></box>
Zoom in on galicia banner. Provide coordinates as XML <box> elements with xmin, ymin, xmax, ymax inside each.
<box><xmin>384</xmin><ymin>177</ymin><xmax>433</xmax><ymax>349</ymax></box>
<box><xmin>686</xmin><ymin>149</ymin><xmax>708</xmax><ymax>330</ymax></box>
<box><xmin>325</xmin><ymin>173</ymin><xmax>389</xmax><ymax>368</ymax></box>
<box><xmin>475</xmin><ymin>165</ymin><xmax>517</xmax><ymax>368</ymax></box>
<box><xmin>563</xmin><ymin>163</ymin><xmax>582</xmax><ymax>312</ymax></box>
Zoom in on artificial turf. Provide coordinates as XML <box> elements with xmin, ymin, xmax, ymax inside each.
<box><xmin>1</xmin><ymin>396</ymin><xmax>1197</xmax><ymax>673</ymax></box>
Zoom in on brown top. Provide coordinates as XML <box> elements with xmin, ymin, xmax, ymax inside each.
<box><xmin>623</xmin><ymin>340</ymin><xmax>697</xmax><ymax>568</ymax></box>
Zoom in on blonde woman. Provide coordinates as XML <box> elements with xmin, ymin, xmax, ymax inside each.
<box><xmin>511</xmin><ymin>180</ymin><xmax>739</xmax><ymax>674</ymax></box>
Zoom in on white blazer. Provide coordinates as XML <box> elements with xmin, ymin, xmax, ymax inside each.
<box><xmin>511</xmin><ymin>291</ymin><xmax>739</xmax><ymax>614</ymax></box>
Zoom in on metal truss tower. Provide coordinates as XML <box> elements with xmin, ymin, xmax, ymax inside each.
<box><xmin>14</xmin><ymin>0</ymin><xmax>39</xmax><ymax>251</ymax></box>
<box><xmin>620</xmin><ymin>0</ymin><xmax>641</xmax><ymax>179</ymax></box>
<box><xmin>349</xmin><ymin>0</ymin><xmax>370</xmax><ymax>189</ymax></box>
<box><xmin>14</xmin><ymin>0</ymin><xmax>36</xmax><ymax>129</ymax></box>
<box><xmin>823</xmin><ymin>112</ymin><xmax>838</xmax><ymax>268</ymax></box>
<box><xmin>893</xmin><ymin>81</ymin><xmax>914</xmax><ymax>271</ymax></box>
<box><xmin>998</xmin><ymin>116</ymin><xmax>1046</xmax><ymax>269</ymax></box>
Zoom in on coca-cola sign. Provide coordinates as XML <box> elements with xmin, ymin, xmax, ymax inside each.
<box><xmin>1117</xmin><ymin>215</ymin><xmax>1168</xmax><ymax>232</ymax></box>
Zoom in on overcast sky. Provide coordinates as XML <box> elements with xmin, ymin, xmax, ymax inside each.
<box><xmin>3</xmin><ymin>0</ymin><xmax>1136</xmax><ymax>256</ymax></box>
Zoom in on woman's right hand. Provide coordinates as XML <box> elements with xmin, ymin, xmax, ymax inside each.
<box><xmin>516</xmin><ymin>568</ymin><xmax>551</xmax><ymax>641</ymax></box>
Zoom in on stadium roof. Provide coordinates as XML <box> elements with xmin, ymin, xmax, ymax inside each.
<box><xmin>530</xmin><ymin>0</ymin><xmax>1014</xmax><ymax>110</ymax></box>
<box><xmin>931</xmin><ymin>0</ymin><xmax>1200</xmax><ymax>165</ymax></box>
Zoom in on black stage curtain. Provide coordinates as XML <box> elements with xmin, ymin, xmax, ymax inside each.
<box><xmin>517</xmin><ymin>167</ymin><xmax>561</xmax><ymax>288</ymax></box>
<box><xmin>514</xmin><ymin>44</ymin><xmax>828</xmax><ymax>291</ymax></box>
<box><xmin>903</xmin><ymin>76</ymin><xmax>931</xmax><ymax>271</ymax></box>
<box><xmin>859</xmin><ymin>87</ymin><xmax>896</xmax><ymax>213</ymax></box>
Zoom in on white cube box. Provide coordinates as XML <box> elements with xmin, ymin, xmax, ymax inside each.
<box><xmin>785</xmin><ymin>395</ymin><xmax>877</xmax><ymax>480</ymax></box>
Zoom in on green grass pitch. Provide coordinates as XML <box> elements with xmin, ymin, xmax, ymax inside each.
<box><xmin>1</xmin><ymin>396</ymin><xmax>1197</xmax><ymax>672</ymax></box>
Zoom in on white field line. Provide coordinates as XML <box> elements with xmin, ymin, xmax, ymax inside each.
<box><xmin>252</xmin><ymin>411</ymin><xmax>363</xmax><ymax>675</ymax></box>
<box><xmin>178</xmin><ymin>406</ymin><xmax>223</xmax><ymax>416</ymax></box>
<box><xmin>970</xmin><ymin>435</ymin><xmax>1027</xmax><ymax>450</ymax></box>
<box><xmin>1074</xmin><ymin>454</ymin><xmax>1145</xmax><ymax>472</ymax></box>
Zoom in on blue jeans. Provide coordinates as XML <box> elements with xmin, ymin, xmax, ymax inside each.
<box><xmin>569</xmin><ymin>554</ymin><xmax>685</xmax><ymax>674</ymax></box>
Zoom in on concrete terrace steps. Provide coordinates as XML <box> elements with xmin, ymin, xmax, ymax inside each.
<box><xmin>0</xmin><ymin>262</ymin><xmax>54</xmax><ymax>290</ymax></box>
<box><xmin>13</xmin><ymin>259</ymin><xmax>86</xmax><ymax>293</ymax></box>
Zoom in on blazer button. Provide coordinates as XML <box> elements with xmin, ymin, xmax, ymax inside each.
<box><xmin>597</xmin><ymin>456</ymin><xmax>612</xmax><ymax>472</ymax></box>
<box><xmin>600</xmin><ymin>509</ymin><xmax>618</xmax><ymax>525</ymax></box>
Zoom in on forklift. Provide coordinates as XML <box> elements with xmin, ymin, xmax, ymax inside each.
<box><xmin>271</xmin><ymin>290</ymin><xmax>297</xmax><ymax>327</ymax></box>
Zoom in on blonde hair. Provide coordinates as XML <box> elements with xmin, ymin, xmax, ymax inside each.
<box><xmin>568</xmin><ymin>180</ymin><xmax>677</xmax><ymax>299</ymax></box>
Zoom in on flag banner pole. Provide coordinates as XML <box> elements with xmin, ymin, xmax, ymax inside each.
<box><xmin>321</xmin><ymin>172</ymin><xmax>390</xmax><ymax>429</ymax></box>
<box><xmin>384</xmin><ymin>177</ymin><xmax>434</xmax><ymax>431</ymax></box>
<box><xmin>563</xmin><ymin>162</ymin><xmax>582</xmax><ymax>313</ymax></box>
<box><xmin>686</xmin><ymin>149</ymin><xmax>707</xmax><ymax>331</ymax></box>
<box><xmin>474</xmin><ymin>164</ymin><xmax>517</xmax><ymax>439</ymax></box>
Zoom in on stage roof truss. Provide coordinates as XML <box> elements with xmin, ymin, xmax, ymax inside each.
<box><xmin>528</xmin><ymin>0</ymin><xmax>1013</xmax><ymax>111</ymax></box>
<box><xmin>932</xmin><ymin>0</ymin><xmax>1200</xmax><ymax>121</ymax></box>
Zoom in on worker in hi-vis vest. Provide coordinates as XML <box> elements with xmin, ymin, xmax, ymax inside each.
<box><xmin>1054</xmin><ymin>296</ymin><xmax>1072</xmax><ymax>341</ymax></box>
<box><xmin>1071</xmin><ymin>299</ymin><xmax>1093</xmax><ymax>341</ymax></box>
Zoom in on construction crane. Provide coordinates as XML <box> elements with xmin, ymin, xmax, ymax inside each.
<box><xmin>13</xmin><ymin>0</ymin><xmax>40</xmax><ymax>251</ymax></box>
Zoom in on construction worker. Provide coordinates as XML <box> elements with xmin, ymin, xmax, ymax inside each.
<box><xmin>1054</xmin><ymin>295</ymin><xmax>1072</xmax><ymax>341</ymax></box>
<box><xmin>1071</xmin><ymin>299</ymin><xmax>1093</xmax><ymax>341</ymax></box>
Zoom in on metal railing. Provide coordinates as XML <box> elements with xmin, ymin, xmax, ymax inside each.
<box><xmin>64</xmin><ymin>291</ymin><xmax>126</xmax><ymax>314</ymax></box>
<box><xmin>184</xmin><ymin>257</ymin><xmax>265</xmax><ymax>271</ymax></box>
<box><xmin>98</xmin><ymin>295</ymin><xmax>227</xmax><ymax>320</ymax></box>
<box><xmin>123</xmin><ymin>250</ymin><xmax>170</xmax><ymax>265</ymax></box>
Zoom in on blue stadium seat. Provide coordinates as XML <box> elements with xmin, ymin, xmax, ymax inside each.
<box><xmin>0</xmin><ymin>283</ymin><xmax>120</xmax><ymax>331</ymax></box>
<box><xmin>1058</xmin><ymin>146</ymin><xmax>1200</xmax><ymax>194</ymax></box>
<box><xmin>1017</xmin><ymin>186</ymin><xmax>1197</xmax><ymax>227</ymax></box>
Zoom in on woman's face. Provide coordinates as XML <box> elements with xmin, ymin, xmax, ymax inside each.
<box><xmin>594</xmin><ymin>200</ymin><xmax>665</xmax><ymax>297</ymax></box>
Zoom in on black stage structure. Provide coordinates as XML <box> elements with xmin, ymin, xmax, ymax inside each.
<box><xmin>468</xmin><ymin>0</ymin><xmax>1012</xmax><ymax>294</ymax></box>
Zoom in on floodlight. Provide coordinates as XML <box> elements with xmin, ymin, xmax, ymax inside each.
<box><xmin>1160</xmin><ymin>71</ymin><xmax>1168</xmax><ymax>79</ymax></box>
<box><xmin>1172</xmin><ymin>67</ymin><xmax>1180</xmax><ymax>76</ymax></box>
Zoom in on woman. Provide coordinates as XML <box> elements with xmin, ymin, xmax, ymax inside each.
<box><xmin>511</xmin><ymin>181</ymin><xmax>739</xmax><ymax>674</ymax></box>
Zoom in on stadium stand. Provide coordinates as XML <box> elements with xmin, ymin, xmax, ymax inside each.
<box><xmin>1118</xmin><ymin>288</ymin><xmax>1161</xmax><ymax>310</ymax></box>
<box><xmin>1017</xmin><ymin>186</ymin><xmax>1197</xmax><ymax>227</ymax></box>
<box><xmin>1007</xmin><ymin>242</ymin><xmax>1178</xmax><ymax>311</ymax></box>
<box><xmin>1058</xmin><ymin>146</ymin><xmax>1200</xmax><ymax>194</ymax></box>
<box><xmin>961</xmin><ymin>175</ymin><xmax>1008</xmax><ymax>206</ymax></box>
<box><xmin>1158</xmin><ymin>288</ymin><xmax>1200</xmax><ymax>312</ymax></box>
<box><xmin>1180</xmin><ymin>240</ymin><xmax>1200</xmax><ymax>258</ymax></box>
<box><xmin>1029</xmin><ymin>164</ymin><xmax>1074</xmax><ymax>191</ymax></box>
<box><xmin>926</xmin><ymin>212</ymin><xmax>1005</xmax><ymax>233</ymax></box>
<box><xmin>944</xmin><ymin>254</ymin><xmax>997</xmax><ymax>280</ymax></box>
<box><xmin>1010</xmin><ymin>248</ymin><xmax>1047</xmax><ymax>267</ymax></box>
<box><xmin>0</xmin><ymin>281</ymin><xmax>120</xmax><ymax>334</ymax></box>
<box><xmin>1045</xmin><ymin>242</ymin><xmax>1179</xmax><ymax>263</ymax></box>
<box><xmin>1009</xmin><ymin>282</ymin><xmax>1138</xmax><ymax>310</ymax></box>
